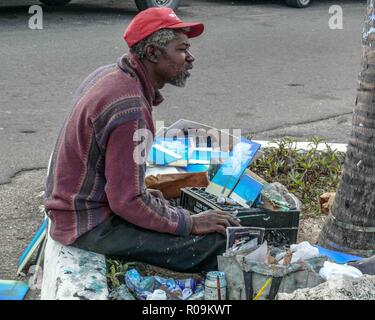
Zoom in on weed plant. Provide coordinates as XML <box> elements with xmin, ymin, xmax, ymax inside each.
<box><xmin>250</xmin><ymin>137</ymin><xmax>345</xmax><ymax>217</ymax></box>
<box><xmin>106</xmin><ymin>259</ymin><xmax>136</xmax><ymax>289</ymax></box>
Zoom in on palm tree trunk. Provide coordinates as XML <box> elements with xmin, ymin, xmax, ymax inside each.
<box><xmin>318</xmin><ymin>0</ymin><xmax>375</xmax><ymax>257</ymax></box>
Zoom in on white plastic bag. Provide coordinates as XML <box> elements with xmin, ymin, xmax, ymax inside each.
<box><xmin>319</xmin><ymin>261</ymin><xmax>363</xmax><ymax>281</ymax></box>
<box><xmin>290</xmin><ymin>241</ymin><xmax>319</xmax><ymax>263</ymax></box>
<box><xmin>244</xmin><ymin>241</ymin><xmax>268</xmax><ymax>264</ymax></box>
<box><xmin>146</xmin><ymin>289</ymin><xmax>167</xmax><ymax>300</ymax></box>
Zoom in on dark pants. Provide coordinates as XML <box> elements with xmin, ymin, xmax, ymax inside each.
<box><xmin>72</xmin><ymin>215</ymin><xmax>226</xmax><ymax>273</ymax></box>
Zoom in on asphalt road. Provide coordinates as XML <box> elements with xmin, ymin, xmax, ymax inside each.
<box><xmin>0</xmin><ymin>0</ymin><xmax>366</xmax><ymax>184</ymax></box>
<box><xmin>0</xmin><ymin>0</ymin><xmax>367</xmax><ymax>299</ymax></box>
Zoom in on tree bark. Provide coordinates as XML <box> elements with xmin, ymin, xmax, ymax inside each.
<box><xmin>318</xmin><ymin>0</ymin><xmax>375</xmax><ymax>257</ymax></box>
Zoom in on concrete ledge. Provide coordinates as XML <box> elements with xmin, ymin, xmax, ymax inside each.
<box><xmin>253</xmin><ymin>140</ymin><xmax>347</xmax><ymax>153</ymax></box>
<box><xmin>41</xmin><ymin>235</ymin><xmax>109</xmax><ymax>300</ymax></box>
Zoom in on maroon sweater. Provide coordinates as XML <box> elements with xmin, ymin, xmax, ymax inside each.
<box><xmin>44</xmin><ymin>53</ymin><xmax>192</xmax><ymax>245</ymax></box>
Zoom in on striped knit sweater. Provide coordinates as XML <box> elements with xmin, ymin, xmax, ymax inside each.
<box><xmin>44</xmin><ymin>53</ymin><xmax>192</xmax><ymax>245</ymax></box>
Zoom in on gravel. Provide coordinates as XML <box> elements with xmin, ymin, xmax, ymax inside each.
<box><xmin>277</xmin><ymin>275</ymin><xmax>375</xmax><ymax>300</ymax></box>
<box><xmin>0</xmin><ymin>169</ymin><xmax>46</xmax><ymax>300</ymax></box>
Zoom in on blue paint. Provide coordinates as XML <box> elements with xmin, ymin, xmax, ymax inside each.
<box><xmin>363</xmin><ymin>27</ymin><xmax>375</xmax><ymax>41</ymax></box>
<box><xmin>369</xmin><ymin>13</ymin><xmax>375</xmax><ymax>22</ymax></box>
<box><xmin>85</xmin><ymin>281</ymin><xmax>105</xmax><ymax>293</ymax></box>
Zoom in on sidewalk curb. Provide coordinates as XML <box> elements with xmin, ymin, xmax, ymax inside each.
<box><xmin>253</xmin><ymin>140</ymin><xmax>347</xmax><ymax>153</ymax></box>
<box><xmin>40</xmin><ymin>140</ymin><xmax>348</xmax><ymax>300</ymax></box>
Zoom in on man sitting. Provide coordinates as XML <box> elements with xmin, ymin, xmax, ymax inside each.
<box><xmin>44</xmin><ymin>8</ymin><xmax>239</xmax><ymax>272</ymax></box>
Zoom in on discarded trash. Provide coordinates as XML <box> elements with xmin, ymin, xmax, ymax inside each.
<box><xmin>219</xmin><ymin>237</ymin><xmax>328</xmax><ymax>300</ymax></box>
<box><xmin>244</xmin><ymin>241</ymin><xmax>269</xmax><ymax>264</ymax></box>
<box><xmin>290</xmin><ymin>241</ymin><xmax>319</xmax><ymax>264</ymax></box>
<box><xmin>349</xmin><ymin>255</ymin><xmax>375</xmax><ymax>275</ymax></box>
<box><xmin>147</xmin><ymin>289</ymin><xmax>167</xmax><ymax>300</ymax></box>
<box><xmin>109</xmin><ymin>284</ymin><xmax>135</xmax><ymax>300</ymax></box>
<box><xmin>182</xmin><ymin>288</ymin><xmax>193</xmax><ymax>300</ymax></box>
<box><xmin>313</xmin><ymin>245</ymin><xmax>363</xmax><ymax>264</ymax></box>
<box><xmin>219</xmin><ymin>251</ymin><xmax>327</xmax><ymax>300</ymax></box>
<box><xmin>261</xmin><ymin>183</ymin><xmax>290</xmax><ymax>212</ymax></box>
<box><xmin>319</xmin><ymin>261</ymin><xmax>363</xmax><ymax>281</ymax></box>
<box><xmin>187</xmin><ymin>290</ymin><xmax>205</xmax><ymax>300</ymax></box>
<box><xmin>124</xmin><ymin>268</ymin><xmax>204</xmax><ymax>300</ymax></box>
<box><xmin>204</xmin><ymin>271</ymin><xmax>227</xmax><ymax>300</ymax></box>
<box><xmin>176</xmin><ymin>278</ymin><xmax>196</xmax><ymax>291</ymax></box>
<box><xmin>125</xmin><ymin>269</ymin><xmax>155</xmax><ymax>296</ymax></box>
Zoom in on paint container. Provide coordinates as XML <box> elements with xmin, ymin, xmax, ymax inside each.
<box><xmin>176</xmin><ymin>278</ymin><xmax>196</xmax><ymax>291</ymax></box>
<box><xmin>204</xmin><ymin>271</ymin><xmax>226</xmax><ymax>300</ymax></box>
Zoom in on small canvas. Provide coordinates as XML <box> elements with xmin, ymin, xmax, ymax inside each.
<box><xmin>0</xmin><ymin>280</ymin><xmax>29</xmax><ymax>300</ymax></box>
<box><xmin>147</xmin><ymin>137</ymin><xmax>188</xmax><ymax>166</ymax></box>
<box><xmin>205</xmin><ymin>138</ymin><xmax>261</xmax><ymax>197</ymax></box>
<box><xmin>183</xmin><ymin>164</ymin><xmax>209</xmax><ymax>173</ymax></box>
<box><xmin>230</xmin><ymin>173</ymin><xmax>264</xmax><ymax>208</ymax></box>
<box><xmin>188</xmin><ymin>148</ymin><xmax>230</xmax><ymax>165</ymax></box>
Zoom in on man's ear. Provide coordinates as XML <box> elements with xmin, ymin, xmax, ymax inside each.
<box><xmin>144</xmin><ymin>44</ymin><xmax>160</xmax><ymax>64</ymax></box>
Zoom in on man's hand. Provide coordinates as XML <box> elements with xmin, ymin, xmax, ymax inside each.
<box><xmin>190</xmin><ymin>210</ymin><xmax>241</xmax><ymax>236</ymax></box>
<box><xmin>148</xmin><ymin>188</ymin><xmax>165</xmax><ymax>200</ymax></box>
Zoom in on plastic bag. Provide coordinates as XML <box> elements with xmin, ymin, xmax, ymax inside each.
<box><xmin>125</xmin><ymin>269</ymin><xmax>155</xmax><ymax>294</ymax></box>
<box><xmin>108</xmin><ymin>284</ymin><xmax>135</xmax><ymax>300</ymax></box>
<box><xmin>319</xmin><ymin>261</ymin><xmax>363</xmax><ymax>281</ymax></box>
<box><xmin>147</xmin><ymin>289</ymin><xmax>167</xmax><ymax>300</ymax></box>
<box><xmin>244</xmin><ymin>241</ymin><xmax>268</xmax><ymax>264</ymax></box>
<box><xmin>290</xmin><ymin>241</ymin><xmax>319</xmax><ymax>263</ymax></box>
<box><xmin>261</xmin><ymin>183</ymin><xmax>290</xmax><ymax>211</ymax></box>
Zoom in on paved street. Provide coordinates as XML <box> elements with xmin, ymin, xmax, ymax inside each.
<box><xmin>0</xmin><ymin>0</ymin><xmax>367</xmax><ymax>298</ymax></box>
<box><xmin>0</xmin><ymin>0</ymin><xmax>366</xmax><ymax>184</ymax></box>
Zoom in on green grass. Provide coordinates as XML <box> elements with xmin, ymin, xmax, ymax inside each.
<box><xmin>250</xmin><ymin>137</ymin><xmax>345</xmax><ymax>217</ymax></box>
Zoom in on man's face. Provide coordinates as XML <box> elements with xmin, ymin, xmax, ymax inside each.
<box><xmin>155</xmin><ymin>32</ymin><xmax>195</xmax><ymax>87</ymax></box>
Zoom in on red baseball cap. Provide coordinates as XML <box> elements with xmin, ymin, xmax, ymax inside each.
<box><xmin>123</xmin><ymin>8</ymin><xmax>204</xmax><ymax>48</ymax></box>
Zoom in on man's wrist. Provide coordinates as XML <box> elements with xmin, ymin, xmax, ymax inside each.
<box><xmin>176</xmin><ymin>208</ymin><xmax>193</xmax><ymax>236</ymax></box>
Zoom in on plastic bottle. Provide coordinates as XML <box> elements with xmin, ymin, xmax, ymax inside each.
<box><xmin>176</xmin><ymin>278</ymin><xmax>196</xmax><ymax>291</ymax></box>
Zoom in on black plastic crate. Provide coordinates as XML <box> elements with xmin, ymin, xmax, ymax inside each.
<box><xmin>180</xmin><ymin>187</ymin><xmax>300</xmax><ymax>245</ymax></box>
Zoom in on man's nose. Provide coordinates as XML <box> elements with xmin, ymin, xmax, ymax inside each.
<box><xmin>186</xmin><ymin>49</ymin><xmax>195</xmax><ymax>62</ymax></box>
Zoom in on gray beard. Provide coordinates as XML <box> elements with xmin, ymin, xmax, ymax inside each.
<box><xmin>168</xmin><ymin>74</ymin><xmax>188</xmax><ymax>87</ymax></box>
